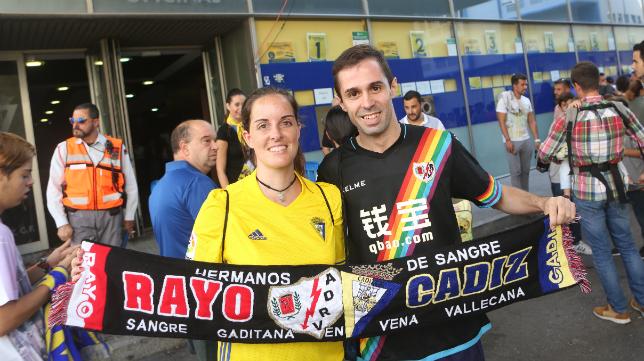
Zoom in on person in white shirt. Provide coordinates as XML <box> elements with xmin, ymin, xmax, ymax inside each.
<box><xmin>399</xmin><ymin>90</ymin><xmax>445</xmax><ymax>130</ymax></box>
<box><xmin>496</xmin><ymin>73</ymin><xmax>540</xmax><ymax>191</ymax></box>
<box><xmin>0</xmin><ymin>132</ymin><xmax>76</xmax><ymax>360</ymax></box>
<box><xmin>46</xmin><ymin>103</ymin><xmax>138</xmax><ymax>246</ymax></box>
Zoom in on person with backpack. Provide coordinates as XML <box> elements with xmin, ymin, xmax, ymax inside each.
<box><xmin>538</xmin><ymin>61</ymin><xmax>644</xmax><ymax>324</ymax></box>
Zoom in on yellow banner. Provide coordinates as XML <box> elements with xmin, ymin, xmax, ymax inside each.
<box><xmin>267</xmin><ymin>42</ymin><xmax>296</xmax><ymax>63</ymax></box>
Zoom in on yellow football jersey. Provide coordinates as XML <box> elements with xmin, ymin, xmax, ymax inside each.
<box><xmin>188</xmin><ymin>172</ymin><xmax>345</xmax><ymax>361</ymax></box>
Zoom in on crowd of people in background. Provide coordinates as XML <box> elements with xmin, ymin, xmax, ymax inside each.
<box><xmin>2</xmin><ymin>41</ymin><xmax>644</xmax><ymax>361</ymax></box>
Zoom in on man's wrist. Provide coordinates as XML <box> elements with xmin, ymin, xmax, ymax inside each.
<box><xmin>37</xmin><ymin>257</ymin><xmax>52</xmax><ymax>272</ymax></box>
<box><xmin>537</xmin><ymin>196</ymin><xmax>549</xmax><ymax>213</ymax></box>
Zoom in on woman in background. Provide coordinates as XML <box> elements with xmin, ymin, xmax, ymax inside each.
<box><xmin>215</xmin><ymin>88</ymin><xmax>249</xmax><ymax>188</ymax></box>
<box><xmin>324</xmin><ymin>105</ymin><xmax>357</xmax><ymax>149</ymax></box>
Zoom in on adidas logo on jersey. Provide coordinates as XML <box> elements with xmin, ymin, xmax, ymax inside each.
<box><xmin>248</xmin><ymin>229</ymin><xmax>267</xmax><ymax>240</ymax></box>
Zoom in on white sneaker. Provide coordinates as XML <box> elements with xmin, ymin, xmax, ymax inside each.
<box><xmin>573</xmin><ymin>240</ymin><xmax>593</xmax><ymax>255</ymax></box>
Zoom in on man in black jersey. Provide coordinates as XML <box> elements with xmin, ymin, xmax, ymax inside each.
<box><xmin>317</xmin><ymin>45</ymin><xmax>576</xmax><ymax>361</ymax></box>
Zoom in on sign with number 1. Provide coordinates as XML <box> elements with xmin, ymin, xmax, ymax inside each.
<box><xmin>307</xmin><ymin>33</ymin><xmax>327</xmax><ymax>62</ymax></box>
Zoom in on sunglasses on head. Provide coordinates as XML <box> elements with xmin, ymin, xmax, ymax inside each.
<box><xmin>69</xmin><ymin>117</ymin><xmax>88</xmax><ymax>125</ymax></box>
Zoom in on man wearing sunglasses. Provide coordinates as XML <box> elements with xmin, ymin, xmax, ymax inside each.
<box><xmin>46</xmin><ymin>103</ymin><xmax>139</xmax><ymax>246</ymax></box>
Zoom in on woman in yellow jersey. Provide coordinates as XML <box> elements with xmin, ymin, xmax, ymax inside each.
<box><xmin>186</xmin><ymin>87</ymin><xmax>345</xmax><ymax>361</ymax></box>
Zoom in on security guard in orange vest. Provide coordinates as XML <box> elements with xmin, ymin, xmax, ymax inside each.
<box><xmin>46</xmin><ymin>103</ymin><xmax>139</xmax><ymax>246</ymax></box>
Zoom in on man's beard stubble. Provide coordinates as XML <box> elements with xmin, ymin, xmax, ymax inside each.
<box><xmin>73</xmin><ymin>128</ymin><xmax>87</xmax><ymax>138</ymax></box>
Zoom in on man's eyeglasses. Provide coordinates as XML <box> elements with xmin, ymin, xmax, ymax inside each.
<box><xmin>69</xmin><ymin>117</ymin><xmax>88</xmax><ymax>125</ymax></box>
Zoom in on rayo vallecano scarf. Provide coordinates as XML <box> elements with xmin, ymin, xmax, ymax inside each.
<box><xmin>50</xmin><ymin>218</ymin><xmax>589</xmax><ymax>343</ymax></box>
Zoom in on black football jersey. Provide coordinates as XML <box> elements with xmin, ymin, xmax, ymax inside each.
<box><xmin>318</xmin><ymin>124</ymin><xmax>502</xmax><ymax>360</ymax></box>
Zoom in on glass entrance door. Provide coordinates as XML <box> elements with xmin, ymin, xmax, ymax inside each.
<box><xmin>23</xmin><ymin>52</ymin><xmax>93</xmax><ymax>246</ymax></box>
<box><xmin>86</xmin><ymin>39</ymin><xmax>144</xmax><ymax>235</ymax></box>
<box><xmin>0</xmin><ymin>53</ymin><xmax>49</xmax><ymax>254</ymax></box>
<box><xmin>119</xmin><ymin>47</ymin><xmax>212</xmax><ymax>227</ymax></box>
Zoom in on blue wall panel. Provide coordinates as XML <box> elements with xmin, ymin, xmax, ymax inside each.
<box><xmin>578</xmin><ymin>51</ymin><xmax>618</xmax><ymax>73</ymax></box>
<box><xmin>388</xmin><ymin>57</ymin><xmax>467</xmax><ymax>128</ymax></box>
<box><xmin>527</xmin><ymin>52</ymin><xmax>577</xmax><ymax>114</ymax></box>
<box><xmin>462</xmin><ymin>54</ymin><xmax>526</xmax><ymax>124</ymax></box>
<box><xmin>260</xmin><ymin>61</ymin><xmax>334</xmax><ymax>90</ymax></box>
<box><xmin>619</xmin><ymin>50</ymin><xmax>629</xmax><ymax>66</ymax></box>
<box><xmin>298</xmin><ymin>105</ymin><xmax>321</xmax><ymax>153</ymax></box>
<box><xmin>619</xmin><ymin>50</ymin><xmax>632</xmax><ymax>73</ymax></box>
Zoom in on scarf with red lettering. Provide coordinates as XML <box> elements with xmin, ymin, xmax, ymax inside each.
<box><xmin>50</xmin><ymin>218</ymin><xmax>589</xmax><ymax>343</ymax></box>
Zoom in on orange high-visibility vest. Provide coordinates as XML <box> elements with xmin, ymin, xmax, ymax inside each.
<box><xmin>62</xmin><ymin>135</ymin><xmax>125</xmax><ymax>210</ymax></box>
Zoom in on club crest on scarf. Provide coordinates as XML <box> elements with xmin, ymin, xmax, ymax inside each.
<box><xmin>413</xmin><ymin>161</ymin><xmax>435</xmax><ymax>183</ymax></box>
<box><xmin>350</xmin><ymin>263</ymin><xmax>403</xmax><ymax>281</ymax></box>
<box><xmin>268</xmin><ymin>268</ymin><xmax>343</xmax><ymax>339</ymax></box>
<box><xmin>270</xmin><ymin>292</ymin><xmax>302</xmax><ymax>320</ymax></box>
<box><xmin>341</xmin><ymin>272</ymin><xmax>401</xmax><ymax>338</ymax></box>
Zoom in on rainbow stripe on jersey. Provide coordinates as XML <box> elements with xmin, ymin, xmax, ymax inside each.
<box><xmin>376</xmin><ymin>128</ymin><xmax>451</xmax><ymax>262</ymax></box>
<box><xmin>359</xmin><ymin>128</ymin><xmax>501</xmax><ymax>361</ymax></box>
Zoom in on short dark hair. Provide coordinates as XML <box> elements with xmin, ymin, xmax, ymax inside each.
<box><xmin>403</xmin><ymin>90</ymin><xmax>422</xmax><ymax>103</ymax></box>
<box><xmin>571</xmin><ymin>61</ymin><xmax>600</xmax><ymax>91</ymax></box>
<box><xmin>616</xmin><ymin>75</ymin><xmax>631</xmax><ymax>92</ymax></box>
<box><xmin>628</xmin><ymin>79</ymin><xmax>643</xmax><ymax>95</ymax></box>
<box><xmin>225</xmin><ymin>88</ymin><xmax>245</xmax><ymax>104</ymax></box>
<box><xmin>170</xmin><ymin>121</ymin><xmax>194</xmax><ymax>154</ymax></box>
<box><xmin>74</xmin><ymin>103</ymin><xmax>99</xmax><ymax>119</ymax></box>
<box><xmin>511</xmin><ymin>73</ymin><xmax>527</xmax><ymax>85</ymax></box>
<box><xmin>633</xmin><ymin>40</ymin><xmax>644</xmax><ymax>60</ymax></box>
<box><xmin>553</xmin><ymin>78</ymin><xmax>571</xmax><ymax>88</ymax></box>
<box><xmin>332</xmin><ymin>45</ymin><xmax>395</xmax><ymax>99</ymax></box>
<box><xmin>324</xmin><ymin>106</ymin><xmax>357</xmax><ymax>146</ymax></box>
<box><xmin>556</xmin><ymin>92</ymin><xmax>575</xmax><ymax>107</ymax></box>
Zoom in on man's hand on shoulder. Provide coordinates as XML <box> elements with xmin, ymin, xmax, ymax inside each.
<box><xmin>542</xmin><ymin>196</ymin><xmax>576</xmax><ymax>228</ymax></box>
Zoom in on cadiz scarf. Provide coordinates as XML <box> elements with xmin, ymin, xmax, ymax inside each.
<box><xmin>50</xmin><ymin>218</ymin><xmax>589</xmax><ymax>343</ymax></box>
<box><xmin>38</xmin><ymin>267</ymin><xmax>109</xmax><ymax>360</ymax></box>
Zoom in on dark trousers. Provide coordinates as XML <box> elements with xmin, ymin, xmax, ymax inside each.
<box><xmin>628</xmin><ymin>189</ymin><xmax>644</xmax><ymax>238</ymax></box>
<box><xmin>193</xmin><ymin>340</ymin><xmax>217</xmax><ymax>361</ymax></box>
<box><xmin>550</xmin><ymin>183</ymin><xmax>583</xmax><ymax>244</ymax></box>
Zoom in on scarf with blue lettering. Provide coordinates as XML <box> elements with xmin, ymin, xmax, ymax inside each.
<box><xmin>50</xmin><ymin>218</ymin><xmax>589</xmax><ymax>343</ymax></box>
<box><xmin>37</xmin><ymin>267</ymin><xmax>109</xmax><ymax>360</ymax></box>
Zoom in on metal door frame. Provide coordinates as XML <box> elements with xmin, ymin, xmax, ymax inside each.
<box><xmin>103</xmin><ymin>42</ymin><xmax>225</xmax><ymax>231</ymax></box>
<box><xmin>0</xmin><ymin>51</ymin><xmax>50</xmax><ymax>254</ymax></box>
<box><xmin>88</xmin><ymin>39</ymin><xmax>144</xmax><ymax>233</ymax></box>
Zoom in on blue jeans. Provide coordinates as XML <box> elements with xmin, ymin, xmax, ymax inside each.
<box><xmin>575</xmin><ymin>198</ymin><xmax>644</xmax><ymax>312</ymax></box>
